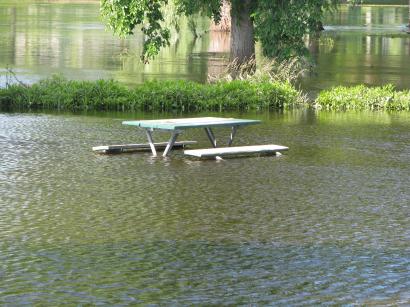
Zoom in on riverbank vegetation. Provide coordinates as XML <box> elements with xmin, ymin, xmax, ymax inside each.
<box><xmin>0</xmin><ymin>75</ymin><xmax>302</xmax><ymax>112</ymax></box>
<box><xmin>316</xmin><ymin>84</ymin><xmax>410</xmax><ymax>110</ymax></box>
<box><xmin>2</xmin><ymin>75</ymin><xmax>410</xmax><ymax>112</ymax></box>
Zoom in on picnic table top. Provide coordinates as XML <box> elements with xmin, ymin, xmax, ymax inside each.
<box><xmin>122</xmin><ymin>117</ymin><xmax>261</xmax><ymax>130</ymax></box>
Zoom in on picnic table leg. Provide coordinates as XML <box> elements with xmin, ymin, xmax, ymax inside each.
<box><xmin>205</xmin><ymin>127</ymin><xmax>217</xmax><ymax>148</ymax></box>
<box><xmin>163</xmin><ymin>131</ymin><xmax>179</xmax><ymax>157</ymax></box>
<box><xmin>228</xmin><ymin>126</ymin><xmax>237</xmax><ymax>147</ymax></box>
<box><xmin>145</xmin><ymin>129</ymin><xmax>157</xmax><ymax>157</ymax></box>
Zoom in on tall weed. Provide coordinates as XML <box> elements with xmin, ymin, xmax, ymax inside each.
<box><xmin>0</xmin><ymin>76</ymin><xmax>301</xmax><ymax>112</ymax></box>
<box><xmin>316</xmin><ymin>85</ymin><xmax>410</xmax><ymax>111</ymax></box>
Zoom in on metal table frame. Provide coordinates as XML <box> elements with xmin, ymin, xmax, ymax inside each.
<box><xmin>123</xmin><ymin>117</ymin><xmax>261</xmax><ymax>157</ymax></box>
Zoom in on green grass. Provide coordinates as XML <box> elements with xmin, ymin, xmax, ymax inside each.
<box><xmin>3</xmin><ymin>76</ymin><xmax>409</xmax><ymax>113</ymax></box>
<box><xmin>315</xmin><ymin>84</ymin><xmax>410</xmax><ymax>111</ymax></box>
<box><xmin>0</xmin><ymin>75</ymin><xmax>302</xmax><ymax>112</ymax></box>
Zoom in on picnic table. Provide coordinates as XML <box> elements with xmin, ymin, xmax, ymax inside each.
<box><xmin>122</xmin><ymin>117</ymin><xmax>261</xmax><ymax>157</ymax></box>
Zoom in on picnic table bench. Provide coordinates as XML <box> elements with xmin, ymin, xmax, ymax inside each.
<box><xmin>94</xmin><ymin>117</ymin><xmax>288</xmax><ymax>159</ymax></box>
<box><xmin>122</xmin><ymin>117</ymin><xmax>263</xmax><ymax>157</ymax></box>
<box><xmin>184</xmin><ymin>145</ymin><xmax>288</xmax><ymax>158</ymax></box>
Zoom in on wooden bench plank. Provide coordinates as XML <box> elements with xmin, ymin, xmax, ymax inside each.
<box><xmin>93</xmin><ymin>141</ymin><xmax>197</xmax><ymax>154</ymax></box>
<box><xmin>184</xmin><ymin>144</ymin><xmax>288</xmax><ymax>158</ymax></box>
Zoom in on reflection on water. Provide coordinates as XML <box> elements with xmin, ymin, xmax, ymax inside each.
<box><xmin>0</xmin><ymin>2</ymin><xmax>409</xmax><ymax>90</ymax></box>
<box><xmin>1</xmin><ymin>2</ymin><xmax>410</xmax><ymax>305</ymax></box>
<box><xmin>0</xmin><ymin>1</ymin><xmax>220</xmax><ymax>86</ymax></box>
<box><xmin>304</xmin><ymin>5</ymin><xmax>410</xmax><ymax>91</ymax></box>
<box><xmin>0</xmin><ymin>110</ymin><xmax>410</xmax><ymax>304</ymax></box>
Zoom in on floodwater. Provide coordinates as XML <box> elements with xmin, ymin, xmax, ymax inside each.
<box><xmin>0</xmin><ymin>1</ymin><xmax>409</xmax><ymax>90</ymax></box>
<box><xmin>304</xmin><ymin>4</ymin><xmax>410</xmax><ymax>92</ymax></box>
<box><xmin>1</xmin><ymin>1</ymin><xmax>410</xmax><ymax>305</ymax></box>
<box><xmin>1</xmin><ymin>111</ymin><xmax>410</xmax><ymax>304</ymax></box>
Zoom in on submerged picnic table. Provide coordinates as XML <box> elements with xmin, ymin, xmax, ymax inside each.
<box><xmin>122</xmin><ymin>117</ymin><xmax>261</xmax><ymax>157</ymax></box>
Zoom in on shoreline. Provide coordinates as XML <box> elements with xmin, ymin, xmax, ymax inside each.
<box><xmin>1</xmin><ymin>77</ymin><xmax>409</xmax><ymax>112</ymax></box>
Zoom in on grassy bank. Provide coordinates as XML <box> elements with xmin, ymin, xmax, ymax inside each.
<box><xmin>316</xmin><ymin>84</ymin><xmax>410</xmax><ymax>111</ymax></box>
<box><xmin>2</xmin><ymin>76</ymin><xmax>410</xmax><ymax>112</ymax></box>
<box><xmin>0</xmin><ymin>76</ymin><xmax>302</xmax><ymax>112</ymax></box>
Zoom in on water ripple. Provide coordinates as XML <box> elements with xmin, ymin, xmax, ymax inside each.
<box><xmin>0</xmin><ymin>111</ymin><xmax>409</xmax><ymax>305</ymax></box>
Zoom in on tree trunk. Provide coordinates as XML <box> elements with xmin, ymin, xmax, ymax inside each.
<box><xmin>230</xmin><ymin>0</ymin><xmax>255</xmax><ymax>64</ymax></box>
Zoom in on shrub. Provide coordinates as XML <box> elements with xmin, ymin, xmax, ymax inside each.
<box><xmin>315</xmin><ymin>84</ymin><xmax>410</xmax><ymax>111</ymax></box>
<box><xmin>0</xmin><ymin>76</ymin><xmax>302</xmax><ymax>112</ymax></box>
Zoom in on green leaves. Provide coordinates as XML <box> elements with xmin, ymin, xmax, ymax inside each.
<box><xmin>100</xmin><ymin>0</ymin><xmax>170</xmax><ymax>62</ymax></box>
<box><xmin>254</xmin><ymin>0</ymin><xmax>338</xmax><ymax>59</ymax></box>
<box><xmin>0</xmin><ymin>77</ymin><xmax>301</xmax><ymax>112</ymax></box>
<box><xmin>100</xmin><ymin>0</ymin><xmax>339</xmax><ymax>62</ymax></box>
<box><xmin>174</xmin><ymin>0</ymin><xmax>222</xmax><ymax>22</ymax></box>
<box><xmin>316</xmin><ymin>84</ymin><xmax>410</xmax><ymax>111</ymax></box>
<box><xmin>100</xmin><ymin>0</ymin><xmax>223</xmax><ymax>62</ymax></box>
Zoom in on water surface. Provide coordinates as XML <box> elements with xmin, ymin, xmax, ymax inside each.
<box><xmin>1</xmin><ymin>2</ymin><xmax>410</xmax><ymax>304</ymax></box>
<box><xmin>0</xmin><ymin>1</ymin><xmax>409</xmax><ymax>90</ymax></box>
<box><xmin>304</xmin><ymin>4</ymin><xmax>410</xmax><ymax>91</ymax></box>
<box><xmin>1</xmin><ymin>111</ymin><xmax>409</xmax><ymax>304</ymax></box>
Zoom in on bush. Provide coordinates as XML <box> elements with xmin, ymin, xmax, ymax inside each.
<box><xmin>315</xmin><ymin>84</ymin><xmax>410</xmax><ymax>111</ymax></box>
<box><xmin>0</xmin><ymin>76</ymin><xmax>302</xmax><ymax>112</ymax></box>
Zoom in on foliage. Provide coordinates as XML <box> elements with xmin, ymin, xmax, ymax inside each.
<box><xmin>0</xmin><ymin>75</ymin><xmax>301</xmax><ymax>112</ymax></box>
<box><xmin>100</xmin><ymin>0</ymin><xmax>339</xmax><ymax>62</ymax></box>
<box><xmin>100</xmin><ymin>0</ymin><xmax>171</xmax><ymax>63</ymax></box>
<box><xmin>315</xmin><ymin>84</ymin><xmax>410</xmax><ymax>111</ymax></box>
<box><xmin>208</xmin><ymin>57</ymin><xmax>308</xmax><ymax>85</ymax></box>
<box><xmin>0</xmin><ymin>75</ymin><xmax>129</xmax><ymax>111</ymax></box>
<box><xmin>100</xmin><ymin>0</ymin><xmax>221</xmax><ymax>62</ymax></box>
<box><xmin>253</xmin><ymin>0</ymin><xmax>338</xmax><ymax>59</ymax></box>
<box><xmin>346</xmin><ymin>0</ymin><xmax>362</xmax><ymax>5</ymax></box>
<box><xmin>161</xmin><ymin>2</ymin><xmax>208</xmax><ymax>40</ymax></box>
<box><xmin>5</xmin><ymin>77</ymin><xmax>410</xmax><ymax>113</ymax></box>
